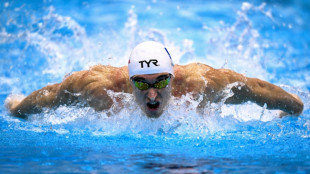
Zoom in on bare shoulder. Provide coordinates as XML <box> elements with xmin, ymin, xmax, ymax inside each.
<box><xmin>172</xmin><ymin>63</ymin><xmax>215</xmax><ymax>96</ymax></box>
<box><xmin>60</xmin><ymin>65</ymin><xmax>132</xmax><ymax>94</ymax></box>
<box><xmin>172</xmin><ymin>63</ymin><xmax>247</xmax><ymax>97</ymax></box>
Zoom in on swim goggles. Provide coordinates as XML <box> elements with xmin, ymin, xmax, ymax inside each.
<box><xmin>132</xmin><ymin>75</ymin><xmax>171</xmax><ymax>91</ymax></box>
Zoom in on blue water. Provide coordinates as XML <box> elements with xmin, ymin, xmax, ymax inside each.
<box><xmin>1</xmin><ymin>0</ymin><xmax>310</xmax><ymax>173</ymax></box>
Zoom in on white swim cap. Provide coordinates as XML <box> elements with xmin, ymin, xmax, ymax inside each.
<box><xmin>128</xmin><ymin>41</ymin><xmax>174</xmax><ymax>78</ymax></box>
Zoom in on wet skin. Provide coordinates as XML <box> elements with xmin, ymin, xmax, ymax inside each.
<box><xmin>5</xmin><ymin>63</ymin><xmax>304</xmax><ymax>119</ymax></box>
<box><xmin>131</xmin><ymin>73</ymin><xmax>172</xmax><ymax>118</ymax></box>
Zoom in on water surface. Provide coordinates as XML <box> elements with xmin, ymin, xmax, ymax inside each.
<box><xmin>1</xmin><ymin>0</ymin><xmax>310</xmax><ymax>173</ymax></box>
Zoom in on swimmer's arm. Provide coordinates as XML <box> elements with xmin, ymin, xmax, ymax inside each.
<box><xmin>78</xmin><ymin>82</ymin><xmax>114</xmax><ymax>112</ymax></box>
<box><xmin>244</xmin><ymin>78</ymin><xmax>303</xmax><ymax>115</ymax></box>
<box><xmin>56</xmin><ymin>70</ymin><xmax>114</xmax><ymax>112</ymax></box>
<box><xmin>5</xmin><ymin>71</ymin><xmax>90</xmax><ymax>119</ymax></box>
<box><xmin>6</xmin><ymin>68</ymin><xmax>119</xmax><ymax>119</ymax></box>
<box><xmin>220</xmin><ymin>70</ymin><xmax>304</xmax><ymax>115</ymax></box>
<box><xmin>5</xmin><ymin>65</ymin><xmax>120</xmax><ymax>119</ymax></box>
<box><xmin>5</xmin><ymin>83</ymin><xmax>61</xmax><ymax>119</ymax></box>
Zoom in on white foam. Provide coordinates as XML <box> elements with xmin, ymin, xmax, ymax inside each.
<box><xmin>2</xmin><ymin>2</ymin><xmax>308</xmax><ymax>138</ymax></box>
<box><xmin>13</xmin><ymin>88</ymin><xmax>286</xmax><ymax>137</ymax></box>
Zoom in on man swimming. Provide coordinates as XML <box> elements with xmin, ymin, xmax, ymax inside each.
<box><xmin>5</xmin><ymin>41</ymin><xmax>304</xmax><ymax>119</ymax></box>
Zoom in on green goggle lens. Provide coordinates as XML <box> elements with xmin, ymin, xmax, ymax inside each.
<box><xmin>154</xmin><ymin>79</ymin><xmax>169</xmax><ymax>89</ymax></box>
<box><xmin>134</xmin><ymin>81</ymin><xmax>150</xmax><ymax>90</ymax></box>
<box><xmin>134</xmin><ymin>78</ymin><xmax>170</xmax><ymax>90</ymax></box>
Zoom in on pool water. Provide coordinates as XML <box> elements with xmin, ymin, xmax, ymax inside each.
<box><xmin>1</xmin><ymin>0</ymin><xmax>310</xmax><ymax>173</ymax></box>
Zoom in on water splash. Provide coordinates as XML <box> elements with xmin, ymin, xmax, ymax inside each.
<box><xmin>0</xmin><ymin>2</ymin><xmax>309</xmax><ymax>139</ymax></box>
<box><xmin>203</xmin><ymin>2</ymin><xmax>278</xmax><ymax>80</ymax></box>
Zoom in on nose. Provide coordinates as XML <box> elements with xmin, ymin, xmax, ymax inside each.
<box><xmin>147</xmin><ymin>88</ymin><xmax>158</xmax><ymax>101</ymax></box>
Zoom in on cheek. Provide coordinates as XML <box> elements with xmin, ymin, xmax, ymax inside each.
<box><xmin>133</xmin><ymin>90</ymin><xmax>146</xmax><ymax>103</ymax></box>
<box><xmin>160</xmin><ymin>89</ymin><xmax>171</xmax><ymax>101</ymax></box>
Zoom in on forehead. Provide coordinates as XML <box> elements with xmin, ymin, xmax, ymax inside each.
<box><xmin>133</xmin><ymin>73</ymin><xmax>170</xmax><ymax>80</ymax></box>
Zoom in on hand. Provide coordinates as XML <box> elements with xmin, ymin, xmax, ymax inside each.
<box><xmin>5</xmin><ymin>94</ymin><xmax>25</xmax><ymax>111</ymax></box>
<box><xmin>279</xmin><ymin>93</ymin><xmax>303</xmax><ymax>117</ymax></box>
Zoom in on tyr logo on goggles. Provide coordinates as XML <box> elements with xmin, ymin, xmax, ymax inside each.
<box><xmin>133</xmin><ymin>76</ymin><xmax>171</xmax><ymax>91</ymax></box>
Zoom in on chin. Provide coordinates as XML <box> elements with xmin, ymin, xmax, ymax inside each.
<box><xmin>146</xmin><ymin>112</ymin><xmax>162</xmax><ymax>118</ymax></box>
<box><xmin>144</xmin><ymin>107</ymin><xmax>163</xmax><ymax>118</ymax></box>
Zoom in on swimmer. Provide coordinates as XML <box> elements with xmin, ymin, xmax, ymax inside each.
<box><xmin>5</xmin><ymin>41</ymin><xmax>304</xmax><ymax>119</ymax></box>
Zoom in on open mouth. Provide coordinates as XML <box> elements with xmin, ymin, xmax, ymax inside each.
<box><xmin>147</xmin><ymin>101</ymin><xmax>160</xmax><ymax>110</ymax></box>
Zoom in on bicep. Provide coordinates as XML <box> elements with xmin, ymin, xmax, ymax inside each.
<box><xmin>59</xmin><ymin>71</ymin><xmax>113</xmax><ymax>111</ymax></box>
<box><xmin>204</xmin><ymin>68</ymin><xmax>248</xmax><ymax>103</ymax></box>
<box><xmin>81</xmin><ymin>81</ymin><xmax>113</xmax><ymax>111</ymax></box>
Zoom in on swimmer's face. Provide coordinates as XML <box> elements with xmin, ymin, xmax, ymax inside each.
<box><xmin>131</xmin><ymin>73</ymin><xmax>172</xmax><ymax>118</ymax></box>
